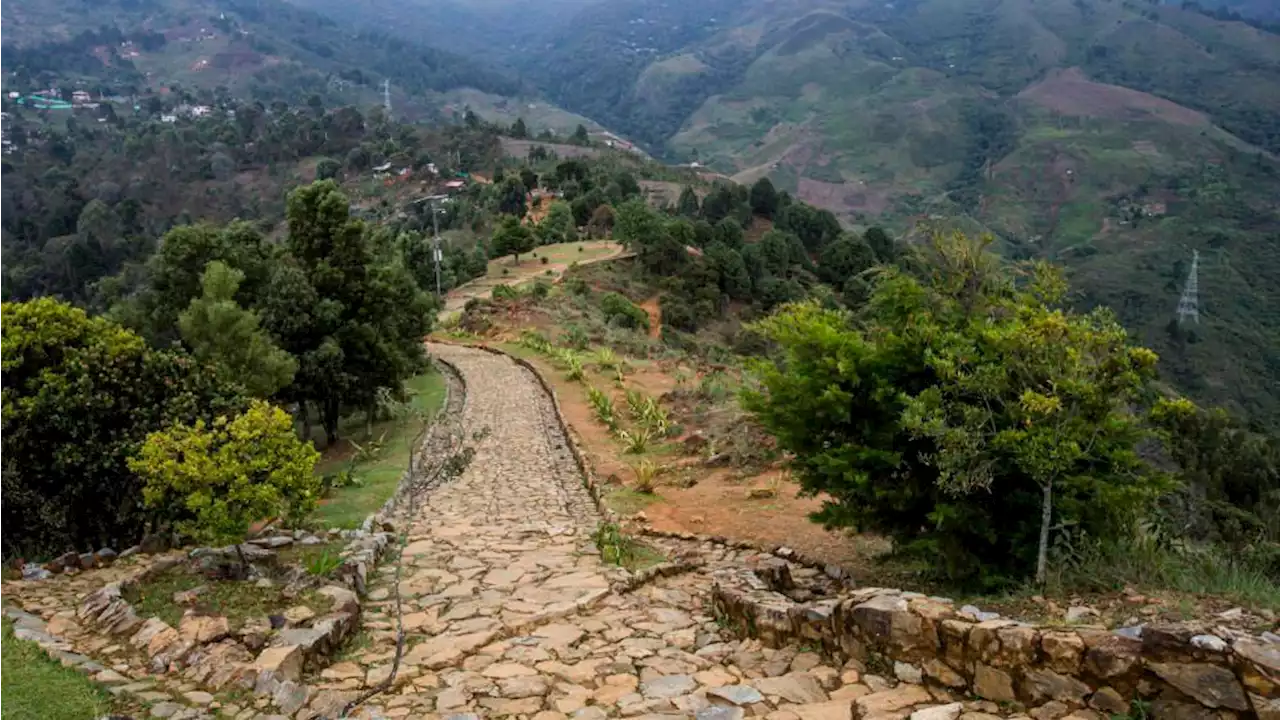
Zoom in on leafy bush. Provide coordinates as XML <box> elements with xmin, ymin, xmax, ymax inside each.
<box><xmin>744</xmin><ymin>232</ymin><xmax>1165</xmax><ymax>587</ymax></box>
<box><xmin>2</xmin><ymin>298</ymin><xmax>245</xmax><ymax>558</ymax></box>
<box><xmin>129</xmin><ymin>400</ymin><xmax>321</xmax><ymax>546</ymax></box>
<box><xmin>561</xmin><ymin>324</ymin><xmax>590</xmax><ymax>350</ymax></box>
<box><xmin>565</xmin><ymin>277</ymin><xmax>590</xmax><ymax>296</ymax></box>
<box><xmin>519</xmin><ymin>329</ymin><xmax>553</xmax><ymax>354</ymax></box>
<box><xmin>492</xmin><ymin>284</ymin><xmax>519</xmax><ymax>301</ymax></box>
<box><xmin>601</xmin><ymin>292</ymin><xmax>650</xmax><ymax>331</ymax></box>
<box><xmin>541</xmin><ymin>256</ymin><xmax>550</xmax><ymax>265</ymax></box>
<box><xmin>633</xmin><ymin>460</ymin><xmax>659</xmax><ymax>493</ymax></box>
<box><xmin>626</xmin><ymin>390</ymin><xmax>672</xmax><ymax>436</ymax></box>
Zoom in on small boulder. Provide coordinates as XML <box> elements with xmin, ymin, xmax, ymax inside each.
<box><xmin>912</xmin><ymin>703</ymin><xmax>964</xmax><ymax>720</ymax></box>
<box><xmin>95</xmin><ymin>548</ymin><xmax>118</xmax><ymax>565</ymax></box>
<box><xmin>1065</xmin><ymin>606</ymin><xmax>1100</xmax><ymax>624</ymax></box>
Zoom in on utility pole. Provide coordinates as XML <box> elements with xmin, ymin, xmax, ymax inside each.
<box><xmin>432</xmin><ymin>202</ymin><xmax>443</xmax><ymax>298</ymax></box>
<box><xmin>382</xmin><ymin>79</ymin><xmax>391</xmax><ymax>116</ymax></box>
<box><xmin>1176</xmin><ymin>249</ymin><xmax>1200</xmax><ymax>325</ymax></box>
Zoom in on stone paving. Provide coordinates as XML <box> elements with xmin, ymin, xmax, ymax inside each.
<box><xmin>320</xmin><ymin>345</ymin><xmax>1023</xmax><ymax>720</ymax></box>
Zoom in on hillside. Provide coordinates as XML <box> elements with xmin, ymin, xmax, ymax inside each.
<box><xmin>479</xmin><ymin>0</ymin><xmax>1280</xmax><ymax>424</ymax></box>
<box><xmin>0</xmin><ymin>0</ymin><xmax>581</xmax><ymax>124</ymax></box>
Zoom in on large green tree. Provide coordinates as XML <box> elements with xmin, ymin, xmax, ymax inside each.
<box><xmin>743</xmin><ymin>232</ymin><xmax>1165</xmax><ymax>585</ymax></box>
<box><xmin>266</xmin><ymin>181</ymin><xmax>433</xmax><ymax>446</ymax></box>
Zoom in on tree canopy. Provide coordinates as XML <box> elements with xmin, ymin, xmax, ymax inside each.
<box><xmin>743</xmin><ymin>232</ymin><xmax>1165</xmax><ymax>586</ymax></box>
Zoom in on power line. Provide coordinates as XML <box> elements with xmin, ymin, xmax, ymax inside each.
<box><xmin>1176</xmin><ymin>249</ymin><xmax>1200</xmax><ymax>325</ymax></box>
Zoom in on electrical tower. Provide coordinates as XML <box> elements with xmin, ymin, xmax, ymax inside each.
<box><xmin>1176</xmin><ymin>250</ymin><xmax>1200</xmax><ymax>324</ymax></box>
<box><xmin>382</xmin><ymin>79</ymin><xmax>391</xmax><ymax>115</ymax></box>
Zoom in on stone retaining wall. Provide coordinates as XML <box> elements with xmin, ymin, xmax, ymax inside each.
<box><xmin>712</xmin><ymin>571</ymin><xmax>1280</xmax><ymax>720</ymax></box>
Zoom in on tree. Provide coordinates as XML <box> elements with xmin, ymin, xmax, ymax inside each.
<box><xmin>817</xmin><ymin>233</ymin><xmax>877</xmax><ymax>287</ymax></box>
<box><xmin>273</xmin><ymin>181</ymin><xmax>432</xmax><ymax>446</ymax></box>
<box><xmin>538</xmin><ymin>201</ymin><xmax>578</xmax><ymax>245</ymax></box>
<box><xmin>511</xmin><ymin>117</ymin><xmax>528</xmax><ymax>138</ymax></box>
<box><xmin>864</xmin><ymin>226</ymin><xmax>896</xmax><ymax>263</ymax></box>
<box><xmin>587</xmin><ymin>204</ymin><xmax>615</xmax><ymax>238</ymax></box>
<box><xmin>2</xmin><ymin>298</ymin><xmax>244</xmax><ymax>557</ymax></box>
<box><xmin>129</xmin><ymin>400</ymin><xmax>320</xmax><ymax>557</ymax></box>
<box><xmin>714</xmin><ymin>218</ymin><xmax>744</xmax><ymax>250</ymax></box>
<box><xmin>498</xmin><ymin>176</ymin><xmax>528</xmax><ymax>217</ymax></box>
<box><xmin>676</xmin><ymin>186</ymin><xmax>700</xmax><ymax>217</ymax></box>
<box><xmin>743</xmin><ymin>232</ymin><xmax>1164</xmax><ymax>586</ymax></box>
<box><xmin>179</xmin><ymin>261</ymin><xmax>297</xmax><ymax>398</ymax></box>
<box><xmin>750</xmin><ymin>177</ymin><xmax>779</xmax><ymax>218</ymax></box>
<box><xmin>315</xmin><ymin>157</ymin><xmax>341</xmax><ymax>181</ymax></box>
<box><xmin>491</xmin><ymin>215</ymin><xmax>535</xmax><ymax>263</ymax></box>
<box><xmin>613</xmin><ymin>198</ymin><xmax>664</xmax><ymax>249</ymax></box>
<box><xmin>777</xmin><ymin>202</ymin><xmax>841</xmax><ymax>252</ymax></box>
<box><xmin>571</xmin><ymin>124</ymin><xmax>590</xmax><ymax>146</ymax></box>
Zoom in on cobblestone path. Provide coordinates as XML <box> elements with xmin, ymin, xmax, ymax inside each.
<box><xmin>323</xmin><ymin>345</ymin><xmax>1002</xmax><ymax>720</ymax></box>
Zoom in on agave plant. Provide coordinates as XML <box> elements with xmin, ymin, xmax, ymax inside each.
<box><xmin>618</xmin><ymin>426</ymin><xmax>652</xmax><ymax>454</ymax></box>
<box><xmin>632</xmin><ymin>459</ymin><xmax>659</xmax><ymax>493</ymax></box>
<box><xmin>593</xmin><ymin>347</ymin><xmax>621</xmax><ymax>370</ymax></box>
<box><xmin>586</xmin><ymin>385</ymin><xmax>617</xmax><ymax>430</ymax></box>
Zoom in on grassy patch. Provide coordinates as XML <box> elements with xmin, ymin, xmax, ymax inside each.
<box><xmin>593</xmin><ymin>521</ymin><xmax>667</xmax><ymax>571</ymax></box>
<box><xmin>2</xmin><ymin>619</ymin><xmax>120</xmax><ymax>720</ymax></box>
<box><xmin>604</xmin><ymin>487</ymin><xmax>659</xmax><ymax>516</ymax></box>
<box><xmin>124</xmin><ymin>565</ymin><xmax>324</xmax><ymax>629</ymax></box>
<box><xmin>311</xmin><ymin>370</ymin><xmax>447</xmax><ymax>529</ymax></box>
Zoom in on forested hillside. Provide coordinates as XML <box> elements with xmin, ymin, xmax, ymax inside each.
<box><xmin>1</xmin><ymin>0</ymin><xmax>531</xmax><ymax>116</ymax></box>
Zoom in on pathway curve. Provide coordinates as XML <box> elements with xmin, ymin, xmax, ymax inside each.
<box><xmin>321</xmin><ymin>345</ymin><xmax>1008</xmax><ymax>720</ymax></box>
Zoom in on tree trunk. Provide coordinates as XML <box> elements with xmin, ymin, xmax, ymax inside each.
<box><xmin>323</xmin><ymin>398</ymin><xmax>340</xmax><ymax>448</ymax></box>
<box><xmin>234</xmin><ymin>541</ymin><xmax>251</xmax><ymax>581</ymax></box>
<box><xmin>1036</xmin><ymin>478</ymin><xmax>1053</xmax><ymax>586</ymax></box>
<box><xmin>366</xmin><ymin>404</ymin><xmax>376</xmax><ymax>439</ymax></box>
<box><xmin>299</xmin><ymin>402</ymin><xmax>312</xmax><ymax>444</ymax></box>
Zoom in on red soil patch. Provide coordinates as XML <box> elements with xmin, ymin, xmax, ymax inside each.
<box><xmin>642</xmin><ymin>469</ymin><xmax>891</xmax><ymax>571</ymax></box>
<box><xmin>1018</xmin><ymin>67</ymin><xmax>1208</xmax><ymax>127</ymax></box>
<box><xmin>639</xmin><ymin>297</ymin><xmax>662</xmax><ymax>339</ymax></box>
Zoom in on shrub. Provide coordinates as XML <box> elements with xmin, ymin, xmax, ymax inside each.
<box><xmin>618</xmin><ymin>427</ymin><xmax>652</xmax><ymax>454</ymax></box>
<box><xmin>561</xmin><ymin>324</ymin><xmax>590</xmax><ymax>350</ymax></box>
<box><xmin>633</xmin><ymin>460</ymin><xmax>659</xmax><ymax>493</ymax></box>
<box><xmin>492</xmin><ymin>284</ymin><xmax>519</xmax><ymax>301</ymax></box>
<box><xmin>565</xmin><ymin>277</ymin><xmax>590</xmax><ymax>296</ymax></box>
<box><xmin>2</xmin><ymin>298</ymin><xmax>245</xmax><ymax>558</ymax></box>
<box><xmin>541</xmin><ymin>256</ymin><xmax>550</xmax><ymax>265</ymax></box>
<box><xmin>601</xmin><ymin>292</ymin><xmax>649</xmax><ymax>331</ymax></box>
<box><xmin>526</xmin><ymin>280</ymin><xmax>551</xmax><ymax>299</ymax></box>
<box><xmin>129</xmin><ymin>400</ymin><xmax>321</xmax><ymax>547</ymax></box>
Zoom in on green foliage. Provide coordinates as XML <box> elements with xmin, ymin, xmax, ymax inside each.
<box><xmin>519</xmin><ymin>329</ymin><xmax>554</xmax><ymax>354</ymax></box>
<box><xmin>511</xmin><ymin>117</ymin><xmax>529</xmax><ymax>139</ymax></box>
<box><xmin>3</xmin><ymin>619</ymin><xmax>119</xmax><ymax>720</ymax></box>
<box><xmin>129</xmin><ymin>400</ymin><xmax>321</xmax><ymax>546</ymax></box>
<box><xmin>179</xmin><ymin>261</ymin><xmax>297</xmax><ymax>398</ymax></box>
<box><xmin>587</xmin><ymin>385</ymin><xmax>619</xmax><ymax>430</ymax></box>
<box><xmin>492</xmin><ymin>284</ymin><xmax>520</xmax><ymax>301</ymax></box>
<box><xmin>626</xmin><ymin>389</ymin><xmax>672</xmax><ymax>436</ymax></box>
<box><xmin>315</xmin><ymin>158</ymin><xmax>342</xmax><ymax>181</ymax></box>
<box><xmin>491</xmin><ymin>215</ymin><xmax>536</xmax><ymax>262</ymax></box>
<box><xmin>818</xmin><ymin>234</ymin><xmax>878</xmax><ymax>291</ymax></box>
<box><xmin>618</xmin><ymin>426</ymin><xmax>653</xmax><ymax>454</ymax></box>
<box><xmin>593</xmin><ymin>521</ymin><xmax>637</xmax><ymax>566</ymax></box>
<box><xmin>677</xmin><ymin>186</ymin><xmax>701</xmax><ymax>217</ymax></box>
<box><xmin>1149</xmin><ymin>398</ymin><xmax>1280</xmax><ymax>545</ymax></box>
<box><xmin>571</xmin><ymin>124</ymin><xmax>590</xmax><ymax>146</ymax></box>
<box><xmin>1</xmin><ymin>298</ymin><xmax>244</xmax><ymax>558</ymax></box>
<box><xmin>537</xmin><ymin>201</ymin><xmax>579</xmax><ymax>245</ymax></box>
<box><xmin>600</xmin><ymin>291</ymin><xmax>651</xmax><ymax>331</ymax></box>
<box><xmin>305</xmin><ymin>548</ymin><xmax>344</xmax><ymax>576</ymax></box>
<box><xmin>633</xmin><ymin>459</ymin><xmax>660</xmax><ymax>494</ymax></box>
<box><xmin>775</xmin><ymin>202</ymin><xmax>841</xmax><ymax>252</ymax></box>
<box><xmin>271</xmin><ymin>180</ymin><xmax>433</xmax><ymax>446</ymax></box>
<box><xmin>743</xmin><ymin>232</ymin><xmax>1166</xmax><ymax>586</ymax></box>
<box><xmin>750</xmin><ymin>177</ymin><xmax>780</xmax><ymax>218</ymax></box>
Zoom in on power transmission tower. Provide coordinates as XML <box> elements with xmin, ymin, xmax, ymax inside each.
<box><xmin>382</xmin><ymin>79</ymin><xmax>391</xmax><ymax>115</ymax></box>
<box><xmin>1176</xmin><ymin>250</ymin><xmax>1200</xmax><ymax>325</ymax></box>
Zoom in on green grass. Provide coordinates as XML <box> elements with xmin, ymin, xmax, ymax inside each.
<box><xmin>124</xmin><ymin>565</ymin><xmax>324</xmax><ymax>629</ymax></box>
<box><xmin>2</xmin><ymin>619</ymin><xmax>120</xmax><ymax>720</ymax></box>
<box><xmin>604</xmin><ymin>487</ymin><xmax>660</xmax><ymax>516</ymax></box>
<box><xmin>311</xmin><ymin>370</ymin><xmax>447</xmax><ymax>529</ymax></box>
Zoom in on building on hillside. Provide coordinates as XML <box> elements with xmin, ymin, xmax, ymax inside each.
<box><xmin>160</xmin><ymin>114</ymin><xmax>178</xmax><ymax>123</ymax></box>
<box><xmin>71</xmin><ymin>91</ymin><xmax>92</xmax><ymax>105</ymax></box>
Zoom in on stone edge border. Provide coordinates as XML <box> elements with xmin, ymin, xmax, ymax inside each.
<box><xmin>709</xmin><ymin>580</ymin><xmax>1279</xmax><ymax>720</ymax></box>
